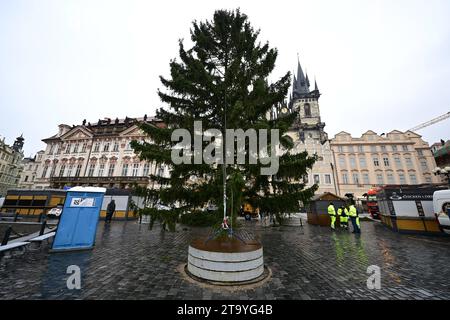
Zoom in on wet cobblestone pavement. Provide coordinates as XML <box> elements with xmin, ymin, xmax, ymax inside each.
<box><xmin>1</xmin><ymin>219</ymin><xmax>450</xmax><ymax>300</ymax></box>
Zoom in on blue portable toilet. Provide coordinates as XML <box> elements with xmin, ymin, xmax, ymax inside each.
<box><xmin>51</xmin><ymin>187</ymin><xmax>106</xmax><ymax>252</ymax></box>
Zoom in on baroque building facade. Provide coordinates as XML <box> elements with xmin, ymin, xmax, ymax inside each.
<box><xmin>0</xmin><ymin>135</ymin><xmax>25</xmax><ymax>196</ymax></box>
<box><xmin>330</xmin><ymin>130</ymin><xmax>440</xmax><ymax>198</ymax></box>
<box><xmin>33</xmin><ymin>116</ymin><xmax>170</xmax><ymax>190</ymax></box>
<box><xmin>18</xmin><ymin>151</ymin><xmax>43</xmax><ymax>189</ymax></box>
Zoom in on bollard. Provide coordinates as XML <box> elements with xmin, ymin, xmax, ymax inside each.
<box><xmin>1</xmin><ymin>226</ymin><xmax>12</xmax><ymax>246</ymax></box>
<box><xmin>39</xmin><ymin>220</ymin><xmax>47</xmax><ymax>236</ymax></box>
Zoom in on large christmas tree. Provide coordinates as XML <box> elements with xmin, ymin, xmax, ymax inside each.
<box><xmin>132</xmin><ymin>9</ymin><xmax>317</xmax><ymax>229</ymax></box>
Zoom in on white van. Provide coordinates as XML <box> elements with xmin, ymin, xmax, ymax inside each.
<box><xmin>433</xmin><ymin>190</ymin><xmax>450</xmax><ymax>235</ymax></box>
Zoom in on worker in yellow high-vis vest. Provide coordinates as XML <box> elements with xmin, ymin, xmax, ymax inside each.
<box><xmin>348</xmin><ymin>203</ymin><xmax>361</xmax><ymax>233</ymax></box>
<box><xmin>327</xmin><ymin>202</ymin><xmax>337</xmax><ymax>230</ymax></box>
<box><xmin>337</xmin><ymin>205</ymin><xmax>349</xmax><ymax>229</ymax></box>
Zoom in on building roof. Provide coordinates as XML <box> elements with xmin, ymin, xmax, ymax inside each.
<box><xmin>69</xmin><ymin>186</ymin><xmax>107</xmax><ymax>193</ymax></box>
<box><xmin>290</xmin><ymin>57</ymin><xmax>320</xmax><ymax>101</ymax></box>
<box><xmin>42</xmin><ymin>115</ymin><xmax>162</xmax><ymax>142</ymax></box>
<box><xmin>434</xmin><ymin>143</ymin><xmax>450</xmax><ymax>157</ymax></box>
<box><xmin>311</xmin><ymin>192</ymin><xmax>347</xmax><ymax>201</ymax></box>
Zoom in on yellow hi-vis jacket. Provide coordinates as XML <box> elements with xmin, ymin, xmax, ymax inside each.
<box><xmin>328</xmin><ymin>205</ymin><xmax>336</xmax><ymax>216</ymax></box>
<box><xmin>348</xmin><ymin>205</ymin><xmax>358</xmax><ymax>217</ymax></box>
<box><xmin>338</xmin><ymin>208</ymin><xmax>348</xmax><ymax>217</ymax></box>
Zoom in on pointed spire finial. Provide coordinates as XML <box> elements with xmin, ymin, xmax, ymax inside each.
<box><xmin>295</xmin><ymin>55</ymin><xmax>309</xmax><ymax>94</ymax></box>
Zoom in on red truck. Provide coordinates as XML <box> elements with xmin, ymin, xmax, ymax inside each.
<box><xmin>366</xmin><ymin>187</ymin><xmax>381</xmax><ymax>219</ymax></box>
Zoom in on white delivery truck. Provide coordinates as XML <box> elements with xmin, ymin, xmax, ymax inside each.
<box><xmin>433</xmin><ymin>190</ymin><xmax>450</xmax><ymax>235</ymax></box>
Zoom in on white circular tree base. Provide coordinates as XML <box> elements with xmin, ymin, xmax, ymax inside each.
<box><xmin>187</xmin><ymin>242</ymin><xmax>264</xmax><ymax>283</ymax></box>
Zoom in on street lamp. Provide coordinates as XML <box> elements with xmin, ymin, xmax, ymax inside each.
<box><xmin>433</xmin><ymin>166</ymin><xmax>450</xmax><ymax>188</ymax></box>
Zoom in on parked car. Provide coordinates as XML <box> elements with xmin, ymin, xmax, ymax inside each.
<box><xmin>433</xmin><ymin>190</ymin><xmax>450</xmax><ymax>235</ymax></box>
<box><xmin>154</xmin><ymin>203</ymin><xmax>171</xmax><ymax>211</ymax></box>
<box><xmin>47</xmin><ymin>204</ymin><xmax>64</xmax><ymax>219</ymax></box>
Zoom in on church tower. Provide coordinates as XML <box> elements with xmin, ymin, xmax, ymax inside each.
<box><xmin>12</xmin><ymin>134</ymin><xmax>25</xmax><ymax>152</ymax></box>
<box><xmin>287</xmin><ymin>57</ymin><xmax>336</xmax><ymax>195</ymax></box>
<box><xmin>289</xmin><ymin>59</ymin><xmax>328</xmax><ymax>144</ymax></box>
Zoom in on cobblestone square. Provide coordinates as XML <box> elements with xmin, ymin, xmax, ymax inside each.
<box><xmin>1</xmin><ymin>219</ymin><xmax>450</xmax><ymax>300</ymax></box>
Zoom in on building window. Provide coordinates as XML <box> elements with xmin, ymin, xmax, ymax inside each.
<box><xmin>420</xmin><ymin>160</ymin><xmax>428</xmax><ymax>171</ymax></box>
<box><xmin>409</xmin><ymin>174</ymin><xmax>417</xmax><ymax>184</ymax></box>
<box><xmin>373</xmin><ymin>158</ymin><xmax>379</xmax><ymax>166</ymax></box>
<box><xmin>108</xmin><ymin>163</ymin><xmax>115</xmax><ymax>176</ymax></box>
<box><xmin>98</xmin><ymin>164</ymin><xmax>105</xmax><ymax>177</ymax></box>
<box><xmin>371</xmin><ymin>145</ymin><xmax>377</xmax><ymax>152</ymax></box>
<box><xmin>65</xmin><ymin>144</ymin><xmax>71</xmax><ymax>154</ymax></box>
<box><xmin>381</xmin><ymin>145</ymin><xmax>387</xmax><ymax>152</ymax></box>
<box><xmin>362</xmin><ymin>173</ymin><xmax>370</xmax><ymax>184</ymax></box>
<box><xmin>359</xmin><ymin>157</ymin><xmax>367</xmax><ymax>168</ymax></box>
<box><xmin>387</xmin><ymin>173</ymin><xmax>395</xmax><ymax>184</ymax></box>
<box><xmin>402</xmin><ymin>145</ymin><xmax>409</xmax><ymax>151</ymax></box>
<box><xmin>103</xmin><ymin>143</ymin><xmax>110</xmax><ymax>152</ymax></box>
<box><xmin>342</xmin><ymin>173</ymin><xmax>349</xmax><ymax>184</ymax></box>
<box><xmin>132</xmin><ymin>163</ymin><xmax>140</xmax><ymax>176</ymax></box>
<box><xmin>313</xmin><ymin>174</ymin><xmax>320</xmax><ymax>185</ymax></box>
<box><xmin>358</xmin><ymin>145</ymin><xmax>364</xmax><ymax>153</ymax></box>
<box><xmin>75</xmin><ymin>164</ymin><xmax>82</xmax><ymax>177</ymax></box>
<box><xmin>143</xmin><ymin>163</ymin><xmax>150</xmax><ymax>176</ymax></box>
<box><xmin>339</xmin><ymin>156</ymin><xmax>346</xmax><ymax>167</ymax></box>
<box><xmin>352</xmin><ymin>173</ymin><xmax>359</xmax><ymax>184</ymax></box>
<box><xmin>88</xmin><ymin>163</ymin><xmax>96</xmax><ymax>177</ymax></box>
<box><xmin>113</xmin><ymin>142</ymin><xmax>119</xmax><ymax>152</ymax></box>
<box><xmin>399</xmin><ymin>173</ymin><xmax>406</xmax><ymax>184</ymax></box>
<box><xmin>405</xmin><ymin>157</ymin><xmax>413</xmax><ymax>168</ymax></box>
<box><xmin>81</xmin><ymin>143</ymin><xmax>87</xmax><ymax>153</ymax></box>
<box><xmin>42</xmin><ymin>166</ymin><xmax>49</xmax><ymax>178</ymax></box>
<box><xmin>304</xmin><ymin>104</ymin><xmax>311</xmax><ymax>117</ymax></box>
<box><xmin>376</xmin><ymin>174</ymin><xmax>384</xmax><ymax>185</ymax></box>
<box><xmin>417</xmin><ymin>149</ymin><xmax>423</xmax><ymax>156</ymax></box>
<box><xmin>67</xmin><ymin>165</ymin><xmax>73</xmax><ymax>177</ymax></box>
<box><xmin>347</xmin><ymin>146</ymin><xmax>354</xmax><ymax>153</ymax></box>
<box><xmin>73</xmin><ymin>143</ymin><xmax>79</xmax><ymax>153</ymax></box>
<box><xmin>158</xmin><ymin>166</ymin><xmax>165</xmax><ymax>177</ymax></box>
<box><xmin>93</xmin><ymin>142</ymin><xmax>100</xmax><ymax>152</ymax></box>
<box><xmin>49</xmin><ymin>144</ymin><xmax>55</xmax><ymax>154</ymax></box>
<box><xmin>425</xmin><ymin>176</ymin><xmax>432</xmax><ymax>183</ymax></box>
<box><xmin>392</xmin><ymin>145</ymin><xmax>398</xmax><ymax>151</ymax></box>
<box><xmin>349</xmin><ymin>157</ymin><xmax>356</xmax><ymax>167</ymax></box>
<box><xmin>338</xmin><ymin>146</ymin><xmax>344</xmax><ymax>153</ymax></box>
<box><xmin>122</xmin><ymin>163</ymin><xmax>129</xmax><ymax>176</ymax></box>
<box><xmin>59</xmin><ymin>165</ymin><xmax>66</xmax><ymax>177</ymax></box>
<box><xmin>383</xmin><ymin>157</ymin><xmax>390</xmax><ymax>166</ymax></box>
<box><xmin>50</xmin><ymin>163</ymin><xmax>56</xmax><ymax>178</ymax></box>
<box><xmin>324</xmin><ymin>174</ymin><xmax>331</xmax><ymax>184</ymax></box>
<box><xmin>394</xmin><ymin>157</ymin><xmax>402</xmax><ymax>168</ymax></box>
<box><xmin>303</xmin><ymin>174</ymin><xmax>309</xmax><ymax>184</ymax></box>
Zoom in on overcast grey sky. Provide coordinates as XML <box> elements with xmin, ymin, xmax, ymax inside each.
<box><xmin>0</xmin><ymin>0</ymin><xmax>449</xmax><ymax>157</ymax></box>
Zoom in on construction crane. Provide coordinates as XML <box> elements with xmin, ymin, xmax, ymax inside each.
<box><xmin>408</xmin><ymin>111</ymin><xmax>450</xmax><ymax>132</ymax></box>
